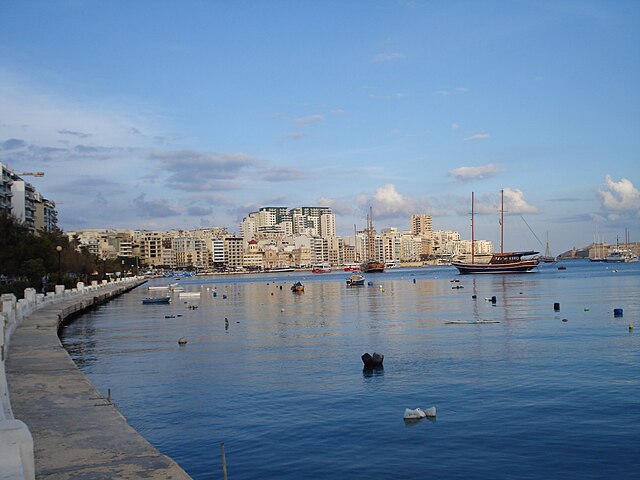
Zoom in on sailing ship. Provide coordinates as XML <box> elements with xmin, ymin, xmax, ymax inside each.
<box><xmin>452</xmin><ymin>190</ymin><xmax>540</xmax><ymax>274</ymax></box>
<box><xmin>538</xmin><ymin>232</ymin><xmax>556</xmax><ymax>263</ymax></box>
<box><xmin>590</xmin><ymin>226</ymin><xmax>606</xmax><ymax>262</ymax></box>
<box><xmin>360</xmin><ymin>207</ymin><xmax>385</xmax><ymax>273</ymax></box>
<box><xmin>604</xmin><ymin>229</ymin><xmax>639</xmax><ymax>263</ymax></box>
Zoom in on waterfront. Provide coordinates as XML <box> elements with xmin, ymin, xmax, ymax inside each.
<box><xmin>61</xmin><ymin>261</ymin><xmax>640</xmax><ymax>479</ymax></box>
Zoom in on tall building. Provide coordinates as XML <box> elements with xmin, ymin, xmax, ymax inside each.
<box><xmin>10</xmin><ymin>178</ymin><xmax>37</xmax><ymax>231</ymax></box>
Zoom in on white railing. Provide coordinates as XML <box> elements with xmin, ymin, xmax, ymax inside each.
<box><xmin>0</xmin><ymin>277</ymin><xmax>143</xmax><ymax>480</ymax></box>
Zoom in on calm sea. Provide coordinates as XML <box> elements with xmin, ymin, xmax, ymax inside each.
<box><xmin>61</xmin><ymin>260</ymin><xmax>640</xmax><ymax>480</ymax></box>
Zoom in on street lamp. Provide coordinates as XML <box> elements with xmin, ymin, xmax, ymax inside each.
<box><xmin>56</xmin><ymin>245</ymin><xmax>62</xmax><ymax>284</ymax></box>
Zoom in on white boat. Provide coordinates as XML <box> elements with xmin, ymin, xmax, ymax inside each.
<box><xmin>605</xmin><ymin>249</ymin><xmax>639</xmax><ymax>263</ymax></box>
<box><xmin>312</xmin><ymin>264</ymin><xmax>331</xmax><ymax>273</ymax></box>
<box><xmin>346</xmin><ymin>274</ymin><xmax>365</xmax><ymax>286</ymax></box>
<box><xmin>179</xmin><ymin>292</ymin><xmax>201</xmax><ymax>298</ymax></box>
<box><xmin>148</xmin><ymin>285</ymin><xmax>170</xmax><ymax>291</ymax></box>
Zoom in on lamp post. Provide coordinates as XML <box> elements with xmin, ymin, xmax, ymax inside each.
<box><xmin>56</xmin><ymin>245</ymin><xmax>62</xmax><ymax>284</ymax></box>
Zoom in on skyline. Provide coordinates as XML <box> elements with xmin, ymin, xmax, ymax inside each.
<box><xmin>1</xmin><ymin>1</ymin><xmax>639</xmax><ymax>254</ymax></box>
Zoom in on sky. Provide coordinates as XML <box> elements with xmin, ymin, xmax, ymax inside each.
<box><xmin>1</xmin><ymin>0</ymin><xmax>639</xmax><ymax>254</ymax></box>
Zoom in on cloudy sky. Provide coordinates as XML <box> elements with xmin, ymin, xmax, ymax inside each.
<box><xmin>1</xmin><ymin>1</ymin><xmax>639</xmax><ymax>254</ymax></box>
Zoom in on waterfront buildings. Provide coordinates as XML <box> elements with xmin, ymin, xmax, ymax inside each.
<box><xmin>66</xmin><ymin>206</ymin><xmax>493</xmax><ymax>272</ymax></box>
<box><xmin>0</xmin><ymin>162</ymin><xmax>58</xmax><ymax>233</ymax></box>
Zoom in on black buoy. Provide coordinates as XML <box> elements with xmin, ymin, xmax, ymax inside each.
<box><xmin>614</xmin><ymin>308</ymin><xmax>623</xmax><ymax>318</ymax></box>
<box><xmin>361</xmin><ymin>352</ymin><xmax>384</xmax><ymax>368</ymax></box>
<box><xmin>491</xmin><ymin>296</ymin><xmax>497</xmax><ymax>304</ymax></box>
<box><xmin>413</xmin><ymin>278</ymin><xmax>416</xmax><ymax>284</ymax></box>
<box><xmin>472</xmin><ymin>294</ymin><xmax>477</xmax><ymax>299</ymax></box>
<box><xmin>554</xmin><ymin>302</ymin><xmax>560</xmax><ymax>311</ymax></box>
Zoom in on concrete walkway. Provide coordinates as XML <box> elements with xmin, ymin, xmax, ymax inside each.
<box><xmin>5</xmin><ymin>283</ymin><xmax>191</xmax><ymax>479</ymax></box>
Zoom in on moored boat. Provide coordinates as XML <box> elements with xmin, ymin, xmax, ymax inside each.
<box><xmin>312</xmin><ymin>264</ymin><xmax>331</xmax><ymax>273</ymax></box>
<box><xmin>452</xmin><ymin>190</ymin><xmax>540</xmax><ymax>275</ymax></box>
<box><xmin>346</xmin><ymin>274</ymin><xmax>365</xmax><ymax>286</ymax></box>
<box><xmin>291</xmin><ymin>281</ymin><xmax>304</xmax><ymax>293</ymax></box>
<box><xmin>142</xmin><ymin>296</ymin><xmax>171</xmax><ymax>304</ymax></box>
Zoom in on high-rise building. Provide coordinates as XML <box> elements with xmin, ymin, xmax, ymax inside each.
<box><xmin>410</xmin><ymin>214</ymin><xmax>433</xmax><ymax>238</ymax></box>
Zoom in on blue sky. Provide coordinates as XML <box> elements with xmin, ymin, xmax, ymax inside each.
<box><xmin>1</xmin><ymin>0</ymin><xmax>639</xmax><ymax>254</ymax></box>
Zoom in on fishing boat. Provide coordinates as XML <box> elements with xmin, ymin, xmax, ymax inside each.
<box><xmin>311</xmin><ymin>264</ymin><xmax>331</xmax><ymax>273</ymax></box>
<box><xmin>142</xmin><ymin>296</ymin><xmax>171</xmax><ymax>304</ymax></box>
<box><xmin>452</xmin><ymin>190</ymin><xmax>540</xmax><ymax>275</ymax></box>
<box><xmin>346</xmin><ymin>274</ymin><xmax>365</xmax><ymax>286</ymax></box>
<box><xmin>291</xmin><ymin>281</ymin><xmax>304</xmax><ymax>293</ymax></box>
<box><xmin>360</xmin><ymin>207</ymin><xmax>385</xmax><ymax>273</ymax></box>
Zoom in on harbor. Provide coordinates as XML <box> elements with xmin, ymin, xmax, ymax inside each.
<box><xmin>60</xmin><ymin>261</ymin><xmax>640</xmax><ymax>479</ymax></box>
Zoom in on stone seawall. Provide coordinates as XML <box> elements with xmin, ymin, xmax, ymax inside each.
<box><xmin>1</xmin><ymin>279</ymin><xmax>192</xmax><ymax>479</ymax></box>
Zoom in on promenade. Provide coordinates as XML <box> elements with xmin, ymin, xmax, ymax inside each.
<box><xmin>2</xmin><ymin>280</ymin><xmax>191</xmax><ymax>479</ymax></box>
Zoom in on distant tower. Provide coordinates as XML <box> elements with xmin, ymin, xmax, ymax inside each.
<box><xmin>410</xmin><ymin>214</ymin><xmax>433</xmax><ymax>238</ymax></box>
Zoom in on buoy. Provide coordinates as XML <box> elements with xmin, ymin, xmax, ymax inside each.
<box><xmin>281</xmin><ymin>308</ymin><xmax>285</xmax><ymax>312</ymax></box>
<box><xmin>222</xmin><ymin>294</ymin><xmax>227</xmax><ymax>299</ymax></box>
<box><xmin>629</xmin><ymin>324</ymin><xmax>633</xmax><ymax>332</ymax></box>
<box><xmin>213</xmin><ymin>292</ymin><xmax>217</xmax><ymax>297</ymax></box>
<box><xmin>562</xmin><ymin>318</ymin><xmax>568</xmax><ymax>322</ymax></box>
<box><xmin>584</xmin><ymin>307</ymin><xmax>590</xmax><ymax>312</ymax></box>
<box><xmin>472</xmin><ymin>295</ymin><xmax>477</xmax><ymax>299</ymax></box>
<box><xmin>614</xmin><ymin>308</ymin><xmax>623</xmax><ymax>317</ymax></box>
<box><xmin>413</xmin><ymin>279</ymin><xmax>416</xmax><ymax>284</ymax></box>
<box><xmin>554</xmin><ymin>302</ymin><xmax>560</xmax><ymax>311</ymax></box>
<box><xmin>491</xmin><ymin>296</ymin><xmax>497</xmax><ymax>304</ymax></box>
<box><xmin>178</xmin><ymin>337</ymin><xmax>187</xmax><ymax>345</ymax></box>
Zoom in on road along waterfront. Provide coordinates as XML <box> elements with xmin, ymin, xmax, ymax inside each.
<box><xmin>4</xmin><ymin>279</ymin><xmax>191</xmax><ymax>479</ymax></box>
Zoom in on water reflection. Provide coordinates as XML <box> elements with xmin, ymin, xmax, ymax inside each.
<box><xmin>362</xmin><ymin>366</ymin><xmax>384</xmax><ymax>378</ymax></box>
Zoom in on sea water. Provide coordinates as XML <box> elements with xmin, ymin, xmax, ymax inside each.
<box><xmin>61</xmin><ymin>260</ymin><xmax>640</xmax><ymax>479</ymax></box>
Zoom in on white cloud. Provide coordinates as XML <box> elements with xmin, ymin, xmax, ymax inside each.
<box><xmin>451</xmin><ymin>123</ymin><xmax>460</xmax><ymax>130</ymax></box>
<box><xmin>357</xmin><ymin>184</ymin><xmax>414</xmax><ymax>218</ymax></box>
<box><xmin>503</xmin><ymin>188</ymin><xmax>539</xmax><ymax>214</ymax></box>
<box><xmin>294</xmin><ymin>114</ymin><xmax>324</xmax><ymax>127</ymax></box>
<box><xmin>449</xmin><ymin>164</ymin><xmax>502</xmax><ymax>181</ymax></box>
<box><xmin>463</xmin><ymin>133</ymin><xmax>490</xmax><ymax>142</ymax></box>
<box><xmin>597</xmin><ymin>175</ymin><xmax>640</xmax><ymax>212</ymax></box>
<box><xmin>372</xmin><ymin>52</ymin><xmax>404</xmax><ymax>63</ymax></box>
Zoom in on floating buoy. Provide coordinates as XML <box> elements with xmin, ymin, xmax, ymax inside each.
<box><xmin>222</xmin><ymin>294</ymin><xmax>227</xmax><ymax>299</ymax></box>
<box><xmin>472</xmin><ymin>295</ymin><xmax>477</xmax><ymax>299</ymax></box>
<box><xmin>491</xmin><ymin>296</ymin><xmax>497</xmax><ymax>304</ymax></box>
<box><xmin>554</xmin><ymin>303</ymin><xmax>560</xmax><ymax>311</ymax></box>
<box><xmin>413</xmin><ymin>279</ymin><xmax>416</xmax><ymax>284</ymax></box>
<box><xmin>629</xmin><ymin>324</ymin><xmax>633</xmax><ymax>332</ymax></box>
<box><xmin>281</xmin><ymin>308</ymin><xmax>285</xmax><ymax>312</ymax></box>
<box><xmin>178</xmin><ymin>337</ymin><xmax>187</xmax><ymax>345</ymax></box>
<box><xmin>584</xmin><ymin>307</ymin><xmax>590</xmax><ymax>312</ymax></box>
<box><xmin>562</xmin><ymin>318</ymin><xmax>568</xmax><ymax>322</ymax></box>
<box><xmin>614</xmin><ymin>308</ymin><xmax>623</xmax><ymax>317</ymax></box>
<box><xmin>213</xmin><ymin>292</ymin><xmax>217</xmax><ymax>297</ymax></box>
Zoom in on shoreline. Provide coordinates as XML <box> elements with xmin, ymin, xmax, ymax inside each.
<box><xmin>4</xmin><ymin>280</ymin><xmax>192</xmax><ymax>479</ymax></box>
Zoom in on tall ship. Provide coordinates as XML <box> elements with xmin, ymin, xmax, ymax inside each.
<box><xmin>360</xmin><ymin>207</ymin><xmax>385</xmax><ymax>273</ymax></box>
<box><xmin>452</xmin><ymin>190</ymin><xmax>539</xmax><ymax>274</ymax></box>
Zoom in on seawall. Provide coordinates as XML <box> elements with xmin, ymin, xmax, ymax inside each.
<box><xmin>1</xmin><ymin>279</ymin><xmax>192</xmax><ymax>479</ymax></box>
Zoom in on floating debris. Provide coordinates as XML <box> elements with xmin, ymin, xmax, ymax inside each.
<box><xmin>403</xmin><ymin>406</ymin><xmax>436</xmax><ymax>419</ymax></box>
<box><xmin>178</xmin><ymin>337</ymin><xmax>187</xmax><ymax>345</ymax></box>
<box><xmin>361</xmin><ymin>352</ymin><xmax>384</xmax><ymax>368</ymax></box>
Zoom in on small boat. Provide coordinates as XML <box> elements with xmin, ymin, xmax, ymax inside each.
<box><xmin>452</xmin><ymin>191</ymin><xmax>539</xmax><ymax>275</ymax></box>
<box><xmin>291</xmin><ymin>281</ymin><xmax>304</xmax><ymax>293</ymax></box>
<box><xmin>346</xmin><ymin>274</ymin><xmax>365</xmax><ymax>286</ymax></box>
<box><xmin>148</xmin><ymin>285</ymin><xmax>170</xmax><ymax>291</ymax></box>
<box><xmin>266</xmin><ymin>266</ymin><xmax>296</xmax><ymax>273</ymax></box>
<box><xmin>142</xmin><ymin>296</ymin><xmax>171</xmax><ymax>304</ymax></box>
<box><xmin>179</xmin><ymin>292</ymin><xmax>201</xmax><ymax>298</ymax></box>
<box><xmin>311</xmin><ymin>264</ymin><xmax>331</xmax><ymax>273</ymax></box>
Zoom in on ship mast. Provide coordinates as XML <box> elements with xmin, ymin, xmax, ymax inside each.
<box><xmin>471</xmin><ymin>192</ymin><xmax>475</xmax><ymax>264</ymax></box>
<box><xmin>368</xmin><ymin>206</ymin><xmax>375</xmax><ymax>261</ymax></box>
<box><xmin>500</xmin><ymin>189</ymin><xmax>504</xmax><ymax>254</ymax></box>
